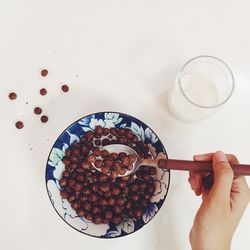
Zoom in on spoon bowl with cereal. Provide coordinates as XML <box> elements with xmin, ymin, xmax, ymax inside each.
<box><xmin>93</xmin><ymin>144</ymin><xmax>250</xmax><ymax>177</ymax></box>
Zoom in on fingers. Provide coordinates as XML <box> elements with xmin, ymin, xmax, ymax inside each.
<box><xmin>209</xmin><ymin>151</ymin><xmax>234</xmax><ymax>201</ymax></box>
<box><xmin>194</xmin><ymin>153</ymin><xmax>239</xmax><ymax>164</ymax></box>
<box><xmin>226</xmin><ymin>154</ymin><xmax>239</xmax><ymax>165</ymax></box>
<box><xmin>192</xmin><ymin>152</ymin><xmax>248</xmax><ymax>205</ymax></box>
<box><xmin>190</xmin><ymin>152</ymin><xmax>238</xmax><ymax>199</ymax></box>
<box><xmin>225</xmin><ymin>154</ymin><xmax>249</xmax><ymax>200</ymax></box>
<box><xmin>191</xmin><ymin>151</ymin><xmax>249</xmax><ymax>211</ymax></box>
<box><xmin>189</xmin><ymin>172</ymin><xmax>203</xmax><ymax>196</ymax></box>
<box><xmin>190</xmin><ymin>153</ymin><xmax>213</xmax><ymax>196</ymax></box>
<box><xmin>231</xmin><ymin>177</ymin><xmax>250</xmax><ymax>213</ymax></box>
<box><xmin>193</xmin><ymin>153</ymin><xmax>214</xmax><ymax>161</ymax></box>
<box><xmin>225</xmin><ymin>154</ymin><xmax>247</xmax><ymax>191</ymax></box>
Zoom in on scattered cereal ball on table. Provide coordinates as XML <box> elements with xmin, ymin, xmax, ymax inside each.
<box><xmin>61</xmin><ymin>84</ymin><xmax>69</xmax><ymax>92</ymax></box>
<box><xmin>40</xmin><ymin>88</ymin><xmax>47</xmax><ymax>96</ymax></box>
<box><xmin>41</xmin><ymin>115</ymin><xmax>48</xmax><ymax>123</ymax></box>
<box><xmin>15</xmin><ymin>121</ymin><xmax>24</xmax><ymax>129</ymax></box>
<box><xmin>9</xmin><ymin>92</ymin><xmax>17</xmax><ymax>100</ymax></box>
<box><xmin>34</xmin><ymin>107</ymin><xmax>42</xmax><ymax>115</ymax></box>
<box><xmin>41</xmin><ymin>69</ymin><xmax>48</xmax><ymax>77</ymax></box>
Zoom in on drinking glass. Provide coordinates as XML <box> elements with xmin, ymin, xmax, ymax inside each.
<box><xmin>167</xmin><ymin>55</ymin><xmax>235</xmax><ymax>122</ymax></box>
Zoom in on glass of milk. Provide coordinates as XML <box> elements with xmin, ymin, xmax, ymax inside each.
<box><xmin>168</xmin><ymin>55</ymin><xmax>235</xmax><ymax>123</ymax></box>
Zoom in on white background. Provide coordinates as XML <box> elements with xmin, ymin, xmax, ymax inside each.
<box><xmin>0</xmin><ymin>1</ymin><xmax>249</xmax><ymax>249</ymax></box>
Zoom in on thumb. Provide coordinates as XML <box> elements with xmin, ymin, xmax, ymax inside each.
<box><xmin>210</xmin><ymin>151</ymin><xmax>234</xmax><ymax>201</ymax></box>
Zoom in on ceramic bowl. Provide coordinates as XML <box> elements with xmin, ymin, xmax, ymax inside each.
<box><xmin>45</xmin><ymin>112</ymin><xmax>170</xmax><ymax>238</ymax></box>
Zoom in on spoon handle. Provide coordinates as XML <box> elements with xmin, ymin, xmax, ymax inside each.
<box><xmin>158</xmin><ymin>159</ymin><xmax>250</xmax><ymax>176</ymax></box>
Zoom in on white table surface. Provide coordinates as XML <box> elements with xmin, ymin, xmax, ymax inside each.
<box><xmin>0</xmin><ymin>1</ymin><xmax>249</xmax><ymax>249</ymax></box>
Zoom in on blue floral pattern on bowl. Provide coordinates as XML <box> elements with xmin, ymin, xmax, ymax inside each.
<box><xmin>45</xmin><ymin>112</ymin><xmax>170</xmax><ymax>238</ymax></box>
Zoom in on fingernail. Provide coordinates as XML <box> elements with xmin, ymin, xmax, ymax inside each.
<box><xmin>214</xmin><ymin>151</ymin><xmax>227</xmax><ymax>162</ymax></box>
<box><xmin>195</xmin><ymin>190</ymin><xmax>200</xmax><ymax>196</ymax></box>
<box><xmin>193</xmin><ymin>154</ymin><xmax>209</xmax><ymax>160</ymax></box>
<box><xmin>193</xmin><ymin>154</ymin><xmax>202</xmax><ymax>160</ymax></box>
<box><xmin>192</xmin><ymin>180</ymin><xmax>198</xmax><ymax>190</ymax></box>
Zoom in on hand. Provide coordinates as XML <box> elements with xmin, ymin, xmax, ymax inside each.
<box><xmin>188</xmin><ymin>151</ymin><xmax>250</xmax><ymax>250</ymax></box>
